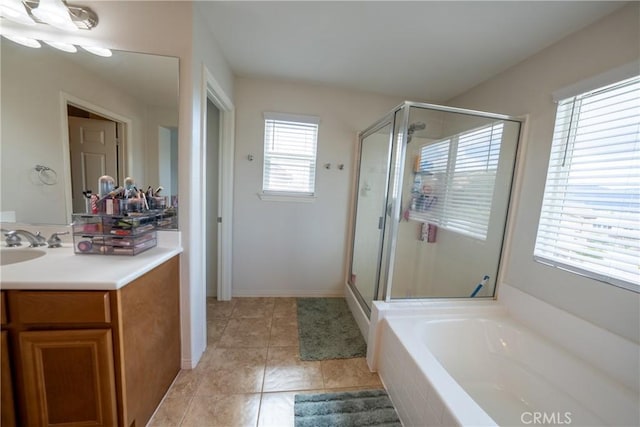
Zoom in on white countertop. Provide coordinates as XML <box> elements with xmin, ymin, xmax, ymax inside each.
<box><xmin>0</xmin><ymin>243</ymin><xmax>183</xmax><ymax>290</ymax></box>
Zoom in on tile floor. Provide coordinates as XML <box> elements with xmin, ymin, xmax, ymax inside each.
<box><xmin>148</xmin><ymin>297</ymin><xmax>383</xmax><ymax>427</ymax></box>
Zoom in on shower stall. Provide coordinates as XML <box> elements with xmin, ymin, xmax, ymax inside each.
<box><xmin>349</xmin><ymin>102</ymin><xmax>522</xmax><ymax>315</ymax></box>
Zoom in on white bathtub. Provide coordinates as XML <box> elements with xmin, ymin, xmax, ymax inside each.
<box><xmin>373</xmin><ymin>302</ymin><xmax>639</xmax><ymax>426</ymax></box>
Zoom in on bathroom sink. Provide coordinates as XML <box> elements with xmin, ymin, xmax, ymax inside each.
<box><xmin>0</xmin><ymin>248</ymin><xmax>46</xmax><ymax>266</ymax></box>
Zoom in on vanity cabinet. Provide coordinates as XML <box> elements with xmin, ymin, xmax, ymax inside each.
<box><xmin>1</xmin><ymin>291</ymin><xmax>17</xmax><ymax>427</ymax></box>
<box><xmin>0</xmin><ymin>255</ymin><xmax>180</xmax><ymax>427</ymax></box>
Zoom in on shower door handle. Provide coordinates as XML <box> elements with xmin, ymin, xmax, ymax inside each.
<box><xmin>378</xmin><ymin>216</ymin><xmax>384</xmax><ymax>230</ymax></box>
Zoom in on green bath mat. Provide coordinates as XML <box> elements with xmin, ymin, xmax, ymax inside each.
<box><xmin>297</xmin><ymin>297</ymin><xmax>367</xmax><ymax>361</ymax></box>
<box><xmin>294</xmin><ymin>389</ymin><xmax>401</xmax><ymax>427</ymax></box>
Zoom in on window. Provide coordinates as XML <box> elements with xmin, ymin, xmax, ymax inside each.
<box><xmin>411</xmin><ymin>122</ymin><xmax>504</xmax><ymax>240</ymax></box>
<box><xmin>262</xmin><ymin>112</ymin><xmax>319</xmax><ymax>196</ymax></box>
<box><xmin>534</xmin><ymin>75</ymin><xmax>640</xmax><ymax>291</ymax></box>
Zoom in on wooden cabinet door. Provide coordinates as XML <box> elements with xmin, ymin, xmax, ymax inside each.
<box><xmin>1</xmin><ymin>331</ymin><xmax>17</xmax><ymax>427</ymax></box>
<box><xmin>19</xmin><ymin>329</ymin><xmax>117</xmax><ymax>427</ymax></box>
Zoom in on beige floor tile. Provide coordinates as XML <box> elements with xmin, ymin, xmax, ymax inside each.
<box><xmin>196</xmin><ymin>367</ymin><xmax>265</xmax><ymax>395</ymax></box>
<box><xmin>269</xmin><ymin>316</ymin><xmax>299</xmax><ymax>347</ymax></box>
<box><xmin>207</xmin><ymin>318</ymin><xmax>228</xmax><ymax>345</ymax></box>
<box><xmin>207</xmin><ymin>347</ymin><xmax>268</xmax><ymax>371</ymax></box>
<box><xmin>232</xmin><ymin>297</ymin><xmax>275</xmax><ymax>318</ymax></box>
<box><xmin>147</xmin><ymin>396</ymin><xmax>191</xmax><ymax>426</ymax></box>
<box><xmin>263</xmin><ymin>346</ymin><xmax>323</xmax><ymax>392</ymax></box>
<box><xmin>207</xmin><ymin>298</ymin><xmax>237</xmax><ymax>319</ymax></box>
<box><xmin>273</xmin><ymin>297</ymin><xmax>297</xmax><ymax>318</ymax></box>
<box><xmin>165</xmin><ymin>369</ymin><xmax>202</xmax><ymax>399</ymax></box>
<box><xmin>321</xmin><ymin>357</ymin><xmax>383</xmax><ymax>389</ymax></box>
<box><xmin>218</xmin><ymin>317</ymin><xmax>272</xmax><ymax>348</ymax></box>
<box><xmin>196</xmin><ymin>348</ymin><xmax>267</xmax><ymax>395</ymax></box>
<box><xmin>181</xmin><ymin>394</ymin><xmax>260</xmax><ymax>427</ymax></box>
<box><xmin>257</xmin><ymin>389</ymin><xmax>335</xmax><ymax>427</ymax></box>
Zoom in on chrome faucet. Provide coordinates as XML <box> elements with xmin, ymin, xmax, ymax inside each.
<box><xmin>3</xmin><ymin>230</ymin><xmax>47</xmax><ymax>247</ymax></box>
<box><xmin>47</xmin><ymin>231</ymin><xmax>70</xmax><ymax>248</ymax></box>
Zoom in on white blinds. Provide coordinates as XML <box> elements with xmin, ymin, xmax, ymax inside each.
<box><xmin>263</xmin><ymin>113</ymin><xmax>319</xmax><ymax>195</ymax></box>
<box><xmin>534</xmin><ymin>76</ymin><xmax>640</xmax><ymax>291</ymax></box>
<box><xmin>411</xmin><ymin>122</ymin><xmax>504</xmax><ymax>240</ymax></box>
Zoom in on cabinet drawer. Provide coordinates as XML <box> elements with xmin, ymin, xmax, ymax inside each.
<box><xmin>16</xmin><ymin>291</ymin><xmax>111</xmax><ymax>324</ymax></box>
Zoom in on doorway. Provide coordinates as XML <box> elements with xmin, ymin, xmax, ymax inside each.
<box><xmin>205</xmin><ymin>99</ymin><xmax>220</xmax><ymax>297</ymax></box>
<box><xmin>67</xmin><ymin>105</ymin><xmax>124</xmax><ymax>213</ymax></box>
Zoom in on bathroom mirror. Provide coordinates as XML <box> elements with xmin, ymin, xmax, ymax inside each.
<box><xmin>0</xmin><ymin>39</ymin><xmax>179</xmax><ymax>227</ymax></box>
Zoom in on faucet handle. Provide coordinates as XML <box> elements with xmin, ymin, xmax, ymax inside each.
<box><xmin>4</xmin><ymin>231</ymin><xmax>22</xmax><ymax>247</ymax></box>
<box><xmin>34</xmin><ymin>232</ymin><xmax>47</xmax><ymax>246</ymax></box>
<box><xmin>47</xmin><ymin>231</ymin><xmax>70</xmax><ymax>248</ymax></box>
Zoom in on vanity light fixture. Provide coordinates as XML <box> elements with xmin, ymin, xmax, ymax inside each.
<box><xmin>0</xmin><ymin>0</ymin><xmax>35</xmax><ymax>25</ymax></box>
<box><xmin>1</xmin><ymin>0</ymin><xmax>111</xmax><ymax>57</ymax></box>
<box><xmin>1</xmin><ymin>0</ymin><xmax>99</xmax><ymax>30</ymax></box>
<box><xmin>31</xmin><ymin>0</ymin><xmax>77</xmax><ymax>31</ymax></box>
<box><xmin>2</xmin><ymin>33</ymin><xmax>41</xmax><ymax>47</ymax></box>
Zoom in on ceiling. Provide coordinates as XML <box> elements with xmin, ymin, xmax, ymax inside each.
<box><xmin>199</xmin><ymin>1</ymin><xmax>626</xmax><ymax>102</ymax></box>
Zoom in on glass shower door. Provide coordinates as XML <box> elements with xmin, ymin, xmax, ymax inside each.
<box><xmin>349</xmin><ymin>122</ymin><xmax>392</xmax><ymax>313</ymax></box>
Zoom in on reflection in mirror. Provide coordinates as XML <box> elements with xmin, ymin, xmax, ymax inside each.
<box><xmin>0</xmin><ymin>39</ymin><xmax>179</xmax><ymax>227</ymax></box>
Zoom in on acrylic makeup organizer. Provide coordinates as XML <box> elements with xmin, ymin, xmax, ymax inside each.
<box><xmin>71</xmin><ymin>213</ymin><xmax>157</xmax><ymax>256</ymax></box>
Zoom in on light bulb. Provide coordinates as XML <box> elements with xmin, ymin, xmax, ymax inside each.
<box><xmin>81</xmin><ymin>45</ymin><xmax>112</xmax><ymax>57</ymax></box>
<box><xmin>2</xmin><ymin>34</ymin><xmax>41</xmax><ymax>48</ymax></box>
<box><xmin>31</xmin><ymin>0</ymin><xmax>77</xmax><ymax>31</ymax></box>
<box><xmin>44</xmin><ymin>40</ymin><xmax>77</xmax><ymax>53</ymax></box>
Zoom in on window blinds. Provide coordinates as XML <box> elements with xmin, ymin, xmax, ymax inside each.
<box><xmin>534</xmin><ymin>76</ymin><xmax>640</xmax><ymax>291</ymax></box>
<box><xmin>412</xmin><ymin>122</ymin><xmax>504</xmax><ymax>240</ymax></box>
<box><xmin>263</xmin><ymin>113</ymin><xmax>319</xmax><ymax>195</ymax></box>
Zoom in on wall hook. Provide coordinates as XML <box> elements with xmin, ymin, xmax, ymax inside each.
<box><xmin>247</xmin><ymin>154</ymin><xmax>254</xmax><ymax>161</ymax></box>
<box><xmin>324</xmin><ymin>163</ymin><xmax>331</xmax><ymax>170</ymax></box>
<box><xmin>338</xmin><ymin>164</ymin><xmax>344</xmax><ymax>170</ymax></box>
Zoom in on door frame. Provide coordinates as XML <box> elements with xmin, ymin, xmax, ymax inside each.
<box><xmin>200</xmin><ymin>65</ymin><xmax>234</xmax><ymax>301</ymax></box>
<box><xmin>59</xmin><ymin>92</ymin><xmax>132</xmax><ymax>223</ymax></box>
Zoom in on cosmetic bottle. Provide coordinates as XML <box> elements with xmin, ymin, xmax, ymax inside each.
<box><xmin>98</xmin><ymin>175</ymin><xmax>115</xmax><ymax>198</ymax></box>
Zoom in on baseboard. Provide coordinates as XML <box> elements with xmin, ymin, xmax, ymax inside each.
<box><xmin>232</xmin><ymin>289</ymin><xmax>345</xmax><ymax>297</ymax></box>
<box><xmin>181</xmin><ymin>357</ymin><xmax>195</xmax><ymax>369</ymax></box>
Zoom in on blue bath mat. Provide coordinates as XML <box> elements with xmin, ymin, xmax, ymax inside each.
<box><xmin>297</xmin><ymin>298</ymin><xmax>367</xmax><ymax>361</ymax></box>
<box><xmin>294</xmin><ymin>389</ymin><xmax>402</xmax><ymax>427</ymax></box>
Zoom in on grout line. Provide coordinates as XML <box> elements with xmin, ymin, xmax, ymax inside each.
<box><xmin>176</xmin><ymin>395</ymin><xmax>194</xmax><ymax>427</ymax></box>
<box><xmin>255</xmin><ymin>302</ymin><xmax>276</xmax><ymax>426</ymax></box>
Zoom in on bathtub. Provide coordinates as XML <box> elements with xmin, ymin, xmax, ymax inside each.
<box><xmin>373</xmin><ymin>301</ymin><xmax>639</xmax><ymax>426</ymax></box>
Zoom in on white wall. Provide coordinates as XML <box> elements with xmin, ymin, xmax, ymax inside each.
<box><xmin>448</xmin><ymin>3</ymin><xmax>640</xmax><ymax>342</ymax></box>
<box><xmin>232</xmin><ymin>77</ymin><xmax>402</xmax><ymax>296</ymax></box>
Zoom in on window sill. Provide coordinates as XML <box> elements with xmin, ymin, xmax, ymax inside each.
<box><xmin>257</xmin><ymin>192</ymin><xmax>317</xmax><ymax>203</ymax></box>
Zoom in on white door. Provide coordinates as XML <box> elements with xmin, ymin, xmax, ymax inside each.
<box><xmin>68</xmin><ymin>117</ymin><xmax>118</xmax><ymax>213</ymax></box>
